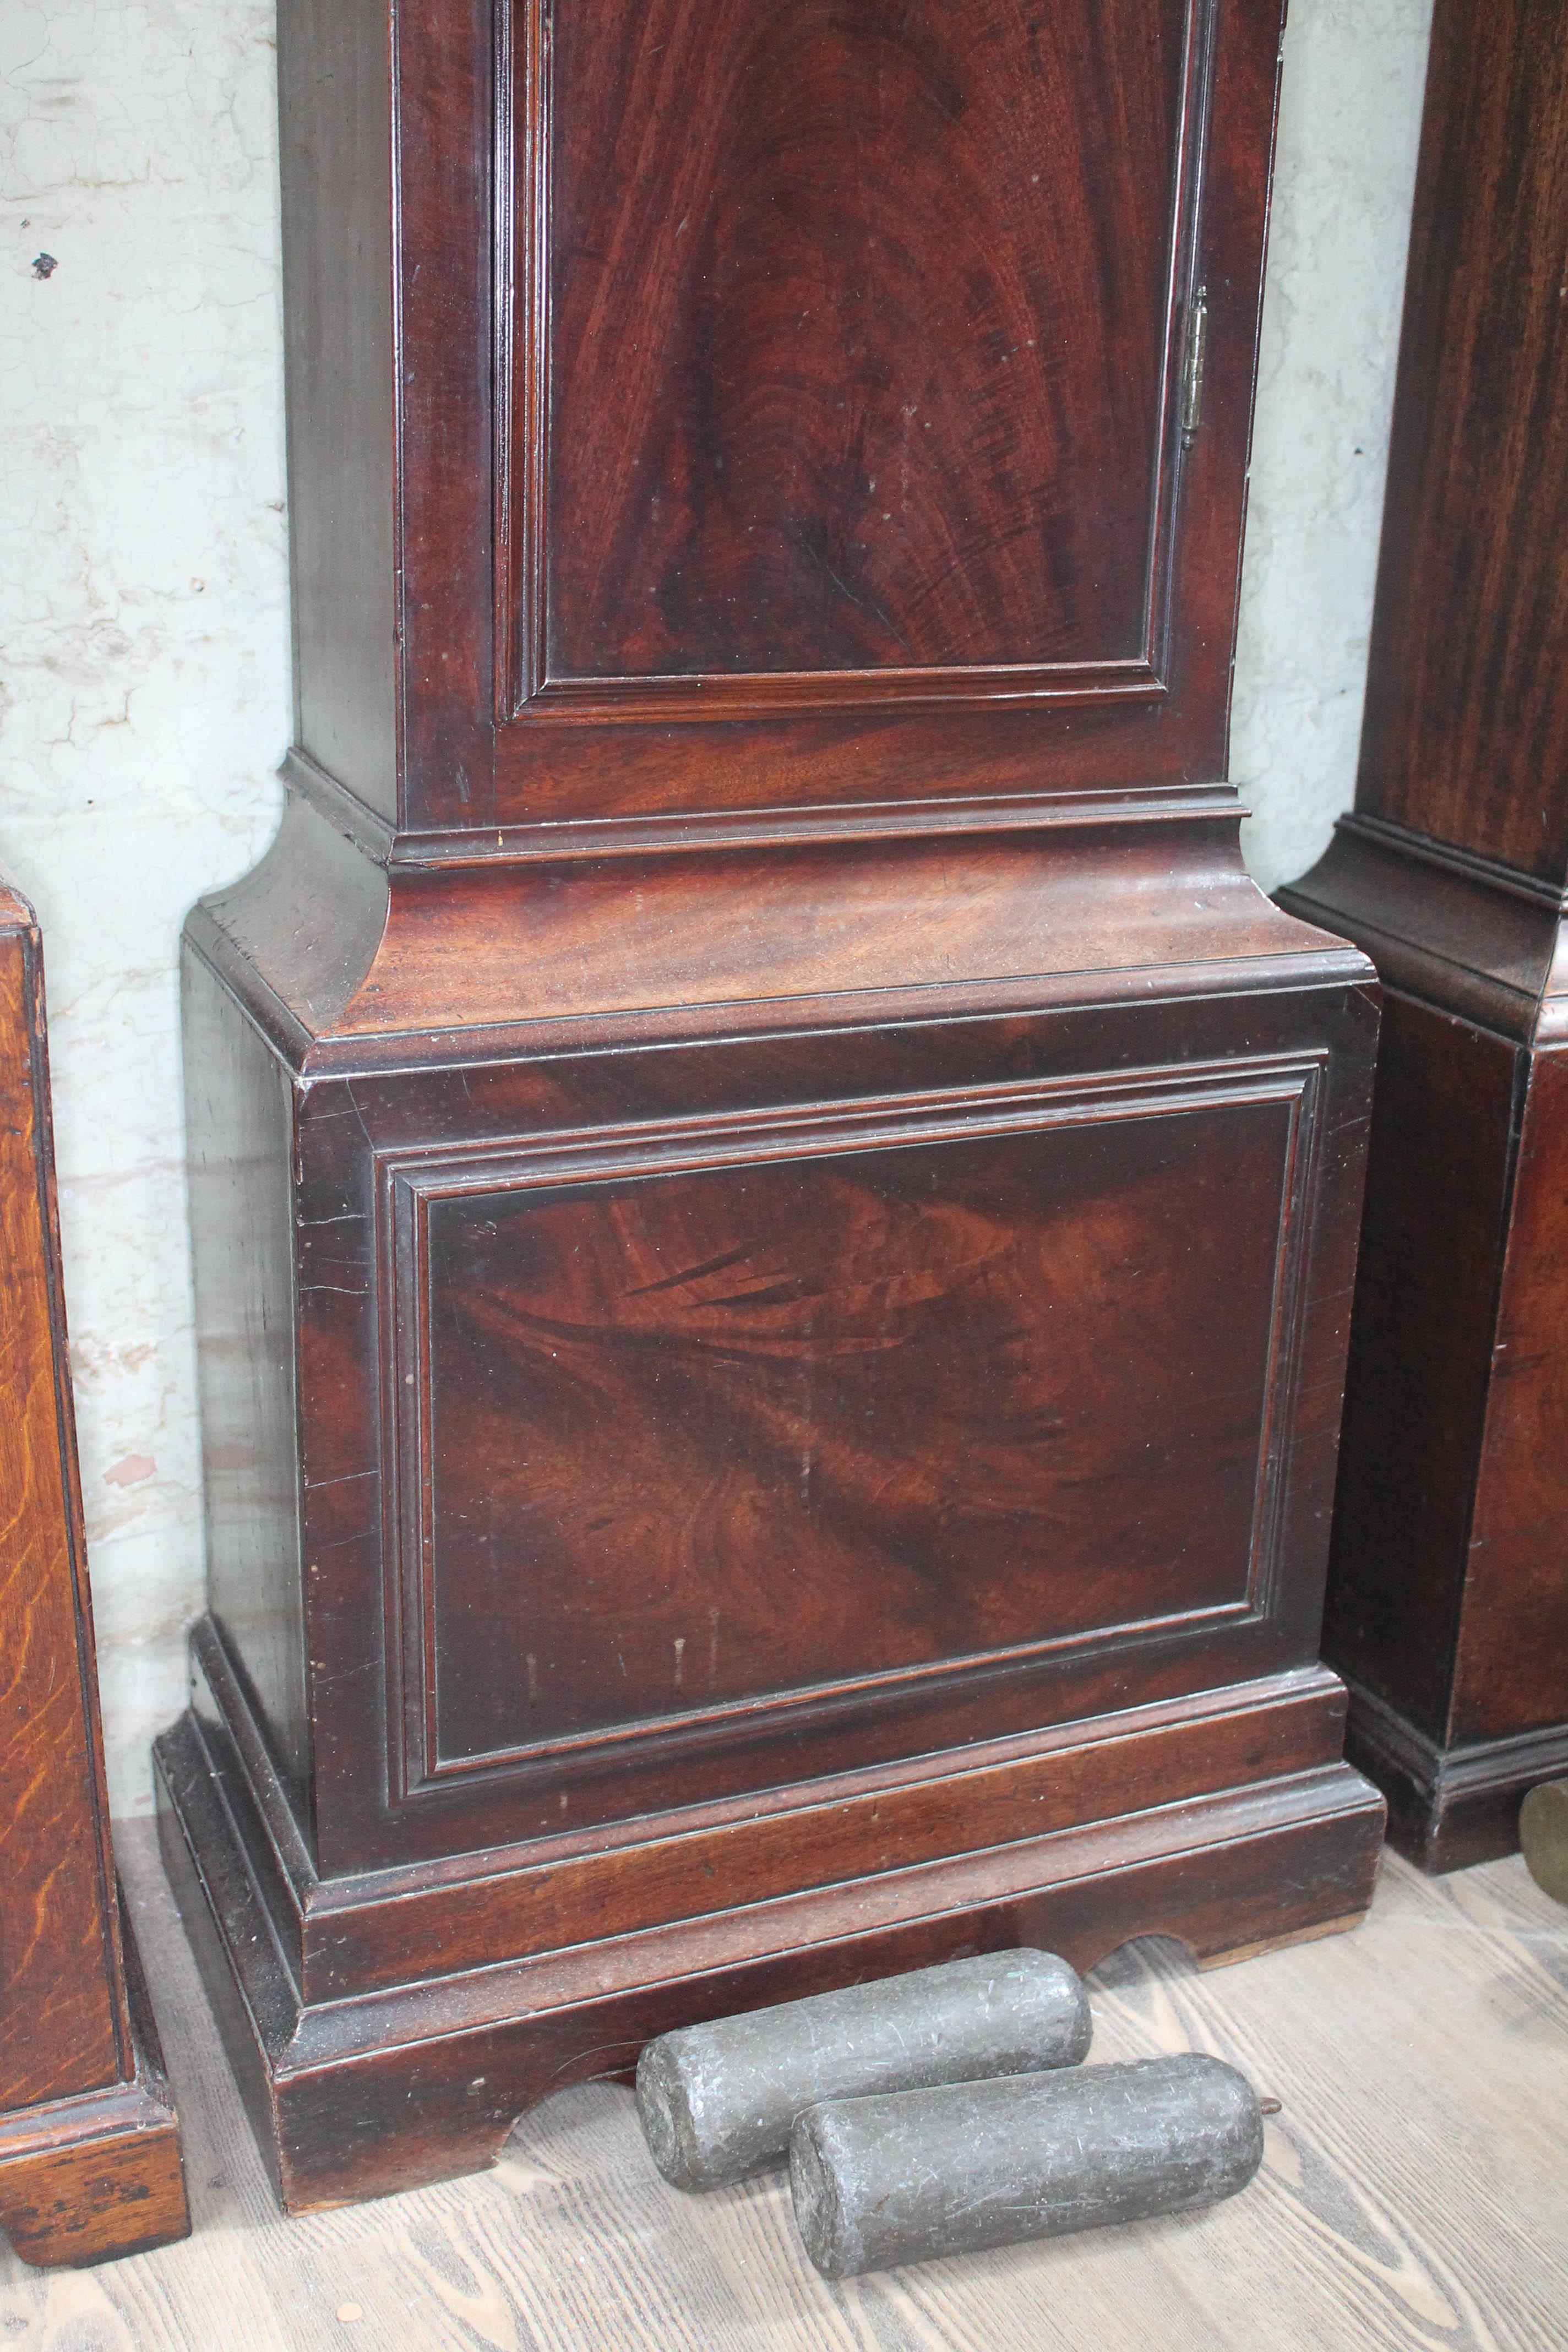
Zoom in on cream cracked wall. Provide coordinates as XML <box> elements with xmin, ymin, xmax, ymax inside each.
<box><xmin>1</xmin><ymin>0</ymin><xmax>1433</xmax><ymax>1814</ymax></box>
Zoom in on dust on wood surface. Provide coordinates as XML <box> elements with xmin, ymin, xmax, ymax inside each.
<box><xmin>3</xmin><ymin>1822</ymin><xmax>1565</xmax><ymax>2349</ymax></box>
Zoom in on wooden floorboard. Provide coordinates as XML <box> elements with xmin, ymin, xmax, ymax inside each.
<box><xmin>3</xmin><ymin>1821</ymin><xmax>1566</xmax><ymax>2347</ymax></box>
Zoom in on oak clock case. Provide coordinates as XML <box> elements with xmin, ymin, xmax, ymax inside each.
<box><xmin>156</xmin><ymin>0</ymin><xmax>1386</xmax><ymax>2212</ymax></box>
<box><xmin>0</xmin><ymin>868</ymin><xmax>189</xmax><ymax>2268</ymax></box>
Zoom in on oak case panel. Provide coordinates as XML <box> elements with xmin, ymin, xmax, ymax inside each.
<box><xmin>0</xmin><ymin>870</ymin><xmax>188</xmax><ymax>2267</ymax></box>
<box><xmin>0</xmin><ymin>912</ymin><xmax>120</xmax><ymax>2119</ymax></box>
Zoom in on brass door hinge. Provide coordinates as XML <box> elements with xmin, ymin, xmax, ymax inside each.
<box><xmin>1180</xmin><ymin>285</ymin><xmax>1208</xmax><ymax>447</ymax></box>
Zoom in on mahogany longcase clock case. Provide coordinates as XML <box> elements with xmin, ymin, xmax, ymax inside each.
<box><xmin>156</xmin><ymin>0</ymin><xmax>1386</xmax><ymax>2210</ymax></box>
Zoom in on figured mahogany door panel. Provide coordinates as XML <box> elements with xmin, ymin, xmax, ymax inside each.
<box><xmin>389</xmin><ymin>1068</ymin><xmax>1319</xmax><ymax>1809</ymax></box>
<box><xmin>1451</xmin><ymin>1044</ymin><xmax>1568</xmax><ymax>1741</ymax></box>
<box><xmin>538</xmin><ymin>0</ymin><xmax>1189</xmax><ymax>690</ymax></box>
<box><xmin>274</xmin><ymin>0</ymin><xmax>1283</xmax><ymax>831</ymax></box>
<box><xmin>436</xmin><ymin>0</ymin><xmax>1287</xmax><ymax>832</ymax></box>
<box><xmin>0</xmin><ymin>902</ymin><xmax>125</xmax><ymax>2110</ymax></box>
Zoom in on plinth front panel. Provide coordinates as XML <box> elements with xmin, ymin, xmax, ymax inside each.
<box><xmin>388</xmin><ymin>1065</ymin><xmax>1319</xmax><ymax>1811</ymax></box>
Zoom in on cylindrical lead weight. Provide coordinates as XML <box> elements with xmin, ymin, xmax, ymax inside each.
<box><xmin>636</xmin><ymin>1950</ymin><xmax>1091</xmax><ymax>2192</ymax></box>
<box><xmin>790</xmin><ymin>2053</ymin><xmax>1264</xmax><ymax>2279</ymax></box>
<box><xmin>1521</xmin><ymin>1778</ymin><xmax>1568</xmax><ymax>1905</ymax></box>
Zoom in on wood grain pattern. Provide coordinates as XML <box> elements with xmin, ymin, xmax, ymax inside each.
<box><xmin>1449</xmin><ymin>1044</ymin><xmax>1568</xmax><ymax>1740</ymax></box>
<box><xmin>543</xmin><ymin>0</ymin><xmax>1188</xmax><ymax>684</ymax></box>
<box><xmin>1317</xmin><ymin>994</ymin><xmax>1519</xmax><ymax>1739</ymax></box>
<box><xmin>0</xmin><ymin>1898</ymin><xmax>187</xmax><ymax>2271</ymax></box>
<box><xmin>0</xmin><ymin>882</ymin><xmax>123</xmax><ymax>2111</ymax></box>
<box><xmin>0</xmin><ymin>869</ymin><xmax>189</xmax><ymax>2266</ymax></box>
<box><xmin>198</xmin><ymin>797</ymin><xmax>1342</xmax><ymax>1054</ymax></box>
<box><xmin>274</xmin><ymin>0</ymin><xmax>1287</xmax><ymax>832</ymax></box>
<box><xmin>1279</xmin><ymin>0</ymin><xmax>1568</xmax><ymax>1870</ymax></box>
<box><xmin>1355</xmin><ymin>0</ymin><xmax>1568</xmax><ymax>882</ymax></box>
<box><xmin>172</xmin><ymin>869</ymin><xmax>1377</xmax><ymax>1877</ymax></box>
<box><xmin>6</xmin><ymin>1824</ymin><xmax>1565</xmax><ymax>2347</ymax></box>
<box><xmin>486</xmin><ymin>0</ymin><xmax>1280</xmax><ymax>820</ymax></box>
<box><xmin>415</xmin><ymin>1091</ymin><xmax>1299</xmax><ymax>1770</ymax></box>
<box><xmin>172</xmin><ymin>0</ymin><xmax>1376</xmax><ymax>2219</ymax></box>
<box><xmin>154</xmin><ymin>1673</ymin><xmax>1384</xmax><ymax>2214</ymax></box>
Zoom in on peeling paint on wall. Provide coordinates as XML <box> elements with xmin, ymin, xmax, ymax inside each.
<box><xmin>2</xmin><ymin>0</ymin><xmax>288</xmax><ymax>1811</ymax></box>
<box><xmin>1237</xmin><ymin>0</ymin><xmax>1435</xmax><ymax>891</ymax></box>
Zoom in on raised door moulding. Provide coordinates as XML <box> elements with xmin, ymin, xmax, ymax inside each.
<box><xmin>496</xmin><ymin>0</ymin><xmax>1217</xmax><ymax>718</ymax></box>
<box><xmin>387</xmin><ymin>1057</ymin><xmax>1324</xmax><ymax>1805</ymax></box>
<box><xmin>361</xmin><ymin>0</ymin><xmax>1283</xmax><ymax>832</ymax></box>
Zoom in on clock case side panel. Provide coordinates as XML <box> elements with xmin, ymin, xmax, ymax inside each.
<box><xmin>182</xmin><ymin>943</ymin><xmax>312</xmax><ymax>1838</ymax></box>
<box><xmin>1315</xmin><ymin>993</ymin><xmax>1520</xmax><ymax>1743</ymax></box>
<box><xmin>276</xmin><ymin>0</ymin><xmax>401</xmax><ymax>827</ymax></box>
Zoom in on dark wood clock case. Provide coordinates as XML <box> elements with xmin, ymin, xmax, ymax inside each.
<box><xmin>155</xmin><ymin>0</ymin><xmax>1386</xmax><ymax>2211</ymax></box>
<box><xmin>1280</xmin><ymin>0</ymin><xmax>1568</xmax><ymax>1871</ymax></box>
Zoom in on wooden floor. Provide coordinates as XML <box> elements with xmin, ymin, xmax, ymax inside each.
<box><xmin>3</xmin><ymin>1821</ymin><xmax>1566</xmax><ymax>2348</ymax></box>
